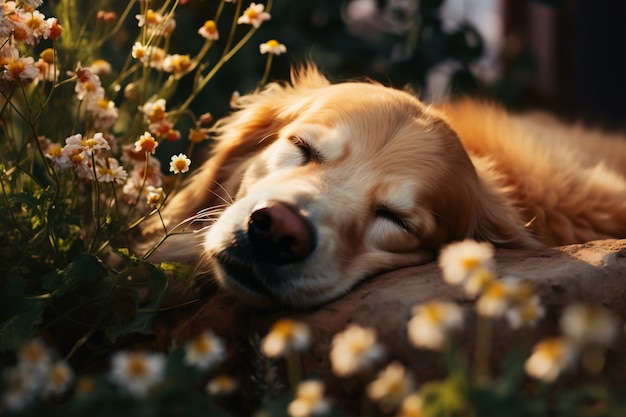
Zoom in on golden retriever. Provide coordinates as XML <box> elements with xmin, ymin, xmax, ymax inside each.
<box><xmin>139</xmin><ymin>64</ymin><xmax>626</xmax><ymax>308</ymax></box>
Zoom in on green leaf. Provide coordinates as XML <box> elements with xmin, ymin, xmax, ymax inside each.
<box><xmin>42</xmin><ymin>253</ymin><xmax>105</xmax><ymax>295</ymax></box>
<box><xmin>0</xmin><ymin>276</ymin><xmax>45</xmax><ymax>351</ymax></box>
<box><xmin>104</xmin><ymin>261</ymin><xmax>168</xmax><ymax>342</ymax></box>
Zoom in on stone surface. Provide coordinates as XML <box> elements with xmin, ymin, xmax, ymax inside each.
<box><xmin>149</xmin><ymin>239</ymin><xmax>626</xmax><ymax>409</ymax></box>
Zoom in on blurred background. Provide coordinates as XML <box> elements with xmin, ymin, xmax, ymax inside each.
<box><xmin>169</xmin><ymin>0</ymin><xmax>625</xmax><ymax>131</ymax></box>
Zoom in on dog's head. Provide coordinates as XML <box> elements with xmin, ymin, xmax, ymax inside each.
<box><xmin>156</xmin><ymin>65</ymin><xmax>537</xmax><ymax>308</ymax></box>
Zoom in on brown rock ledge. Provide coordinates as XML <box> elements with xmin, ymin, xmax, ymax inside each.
<box><xmin>148</xmin><ymin>239</ymin><xmax>626</xmax><ymax>409</ymax></box>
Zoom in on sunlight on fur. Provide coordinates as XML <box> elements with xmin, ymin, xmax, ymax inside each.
<box><xmin>137</xmin><ymin>64</ymin><xmax>626</xmax><ymax>308</ymax></box>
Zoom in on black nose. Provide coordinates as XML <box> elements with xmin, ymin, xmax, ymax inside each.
<box><xmin>247</xmin><ymin>201</ymin><xmax>315</xmax><ymax>264</ymax></box>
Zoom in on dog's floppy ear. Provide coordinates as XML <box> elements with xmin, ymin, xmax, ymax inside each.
<box><xmin>419</xmin><ymin>118</ymin><xmax>541</xmax><ymax>250</ymax></box>
<box><xmin>141</xmin><ymin>63</ymin><xmax>330</xmax><ymax>238</ymax></box>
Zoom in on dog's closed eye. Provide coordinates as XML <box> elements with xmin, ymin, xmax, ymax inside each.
<box><xmin>374</xmin><ymin>204</ymin><xmax>413</xmax><ymax>233</ymax></box>
<box><xmin>290</xmin><ymin>136</ymin><xmax>322</xmax><ymax>164</ymax></box>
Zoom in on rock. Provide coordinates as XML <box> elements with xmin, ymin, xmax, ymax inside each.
<box><xmin>149</xmin><ymin>239</ymin><xmax>626</xmax><ymax>411</ymax></box>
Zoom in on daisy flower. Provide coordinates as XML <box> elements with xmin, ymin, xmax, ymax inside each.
<box><xmin>438</xmin><ymin>239</ymin><xmax>495</xmax><ymax>291</ymax></box>
<box><xmin>96</xmin><ymin>158</ymin><xmax>128</xmax><ymax>184</ymax></box>
<box><xmin>87</xmin><ymin>99</ymin><xmax>119</xmax><ymax>129</ymax></box>
<box><xmin>169</xmin><ymin>153</ymin><xmax>191</xmax><ymax>174</ymax></box>
<box><xmin>261</xmin><ymin>319</ymin><xmax>311</xmax><ymax>358</ymax></box>
<box><xmin>366</xmin><ymin>361</ymin><xmax>415</xmax><ymax>413</ymax></box>
<box><xmin>145</xmin><ymin>186</ymin><xmax>164</xmax><ymax>208</ymax></box>
<box><xmin>407</xmin><ymin>301</ymin><xmax>463</xmax><ymax>350</ymax></box>
<box><xmin>3</xmin><ymin>56</ymin><xmax>39</xmax><ymax>81</ymax></box>
<box><xmin>206</xmin><ymin>374</ymin><xmax>237</xmax><ymax>396</ymax></box>
<box><xmin>524</xmin><ymin>337</ymin><xmax>576</xmax><ymax>382</ymax></box>
<box><xmin>142</xmin><ymin>98</ymin><xmax>168</xmax><ymax>125</ymax></box>
<box><xmin>2</xmin><ymin>367</ymin><xmax>39</xmax><ymax>412</ymax></box>
<box><xmin>560</xmin><ymin>303</ymin><xmax>618</xmax><ymax>348</ymax></box>
<box><xmin>198</xmin><ymin>20</ymin><xmax>219</xmax><ymax>40</ymax></box>
<box><xmin>163</xmin><ymin>54</ymin><xmax>191</xmax><ymax>74</ymax></box>
<box><xmin>64</xmin><ymin>132</ymin><xmax>110</xmax><ymax>155</ymax></box>
<box><xmin>184</xmin><ymin>331</ymin><xmax>226</xmax><ymax>371</ymax></box>
<box><xmin>134</xmin><ymin>131</ymin><xmax>159</xmax><ymax>154</ymax></box>
<box><xmin>506</xmin><ymin>294</ymin><xmax>545</xmax><ymax>329</ymax></box>
<box><xmin>44</xmin><ymin>361</ymin><xmax>74</xmax><ymax>397</ymax></box>
<box><xmin>72</xmin><ymin>64</ymin><xmax>104</xmax><ymax>101</ymax></box>
<box><xmin>131</xmin><ymin>42</ymin><xmax>148</xmax><ymax>61</ymax></box>
<box><xmin>110</xmin><ymin>351</ymin><xmax>166</xmax><ymax>397</ymax></box>
<box><xmin>260</xmin><ymin>39</ymin><xmax>286</xmax><ymax>55</ymax></box>
<box><xmin>475</xmin><ymin>280</ymin><xmax>509</xmax><ymax>318</ymax></box>
<box><xmin>135</xmin><ymin>9</ymin><xmax>162</xmax><ymax>29</ymax></box>
<box><xmin>237</xmin><ymin>3</ymin><xmax>271</xmax><ymax>28</ymax></box>
<box><xmin>287</xmin><ymin>380</ymin><xmax>330</xmax><ymax>417</ymax></box>
<box><xmin>18</xmin><ymin>339</ymin><xmax>51</xmax><ymax>376</ymax></box>
<box><xmin>329</xmin><ymin>324</ymin><xmax>385</xmax><ymax>377</ymax></box>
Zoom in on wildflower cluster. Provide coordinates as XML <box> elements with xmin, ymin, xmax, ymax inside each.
<box><xmin>1</xmin><ymin>0</ymin><xmax>284</xmax><ymax>372</ymax></box>
<box><xmin>2</xmin><ymin>340</ymin><xmax>73</xmax><ymax>412</ymax></box>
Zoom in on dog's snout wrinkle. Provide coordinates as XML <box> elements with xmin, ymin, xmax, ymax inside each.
<box><xmin>248</xmin><ymin>201</ymin><xmax>315</xmax><ymax>264</ymax></box>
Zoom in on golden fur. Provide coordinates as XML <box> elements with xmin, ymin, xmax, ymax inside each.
<box><xmin>139</xmin><ymin>65</ymin><xmax>626</xmax><ymax>307</ymax></box>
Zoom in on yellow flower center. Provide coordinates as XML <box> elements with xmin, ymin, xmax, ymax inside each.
<box><xmin>50</xmin><ymin>365</ymin><xmax>70</xmax><ymax>385</ymax></box>
<box><xmin>266</xmin><ymin>39</ymin><xmax>280</xmax><ymax>48</ymax></box>
<box><xmin>203</xmin><ymin>20</ymin><xmax>217</xmax><ymax>34</ymax></box>
<box><xmin>47</xmin><ymin>144</ymin><xmax>63</xmax><ymax>157</ymax></box>
<box><xmin>7</xmin><ymin>59</ymin><xmax>25</xmax><ymax>77</ymax></box>
<box><xmin>97</xmin><ymin>99</ymin><xmax>110</xmax><ymax>109</ymax></box>
<box><xmin>423</xmin><ymin>303</ymin><xmax>443</xmax><ymax>324</ymax></box>
<box><xmin>82</xmin><ymin>138</ymin><xmax>98</xmax><ymax>148</ymax></box>
<box><xmin>461</xmin><ymin>257</ymin><xmax>480</xmax><ymax>271</ymax></box>
<box><xmin>173</xmin><ymin>159</ymin><xmax>188</xmax><ymax>172</ymax></box>
<box><xmin>245</xmin><ymin>8</ymin><xmax>259</xmax><ymax>19</ymax></box>
<box><xmin>127</xmin><ymin>356</ymin><xmax>149</xmax><ymax>378</ymax></box>
<box><xmin>83</xmin><ymin>81</ymin><xmax>96</xmax><ymax>92</ymax></box>
<box><xmin>146</xmin><ymin>10</ymin><xmax>159</xmax><ymax>25</ymax></box>
<box><xmin>149</xmin><ymin>107</ymin><xmax>166</xmax><ymax>122</ymax></box>
<box><xmin>21</xmin><ymin>343</ymin><xmax>44</xmax><ymax>363</ymax></box>
<box><xmin>192</xmin><ymin>336</ymin><xmax>213</xmax><ymax>354</ymax></box>
<box><xmin>40</xmin><ymin>48</ymin><xmax>55</xmax><ymax>64</ymax></box>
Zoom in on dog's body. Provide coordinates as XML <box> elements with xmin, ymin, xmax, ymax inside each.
<box><xmin>139</xmin><ymin>65</ymin><xmax>626</xmax><ymax>307</ymax></box>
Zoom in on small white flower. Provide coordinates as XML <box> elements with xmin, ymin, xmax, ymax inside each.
<box><xmin>261</xmin><ymin>319</ymin><xmax>311</xmax><ymax>358</ymax></box>
<box><xmin>184</xmin><ymin>331</ymin><xmax>226</xmax><ymax>371</ymax></box>
<box><xmin>146</xmin><ymin>186</ymin><xmax>164</xmax><ymax>208</ymax></box>
<box><xmin>560</xmin><ymin>303</ymin><xmax>619</xmax><ymax>348</ymax></box>
<box><xmin>330</xmin><ymin>324</ymin><xmax>384</xmax><ymax>377</ymax></box>
<box><xmin>96</xmin><ymin>157</ymin><xmax>128</xmax><ymax>184</ymax></box>
<box><xmin>131</xmin><ymin>42</ymin><xmax>148</xmax><ymax>61</ymax></box>
<box><xmin>525</xmin><ymin>337</ymin><xmax>576</xmax><ymax>382</ymax></box>
<box><xmin>506</xmin><ymin>294</ymin><xmax>545</xmax><ymax>329</ymax></box>
<box><xmin>407</xmin><ymin>301</ymin><xmax>463</xmax><ymax>350</ymax></box>
<box><xmin>438</xmin><ymin>239</ymin><xmax>495</xmax><ymax>290</ymax></box>
<box><xmin>198</xmin><ymin>20</ymin><xmax>219</xmax><ymax>40</ymax></box>
<box><xmin>237</xmin><ymin>3</ymin><xmax>271</xmax><ymax>28</ymax></box>
<box><xmin>169</xmin><ymin>153</ymin><xmax>191</xmax><ymax>174</ymax></box>
<box><xmin>134</xmin><ymin>131</ymin><xmax>159</xmax><ymax>154</ymax></box>
<box><xmin>44</xmin><ymin>361</ymin><xmax>74</xmax><ymax>397</ymax></box>
<box><xmin>206</xmin><ymin>374</ymin><xmax>237</xmax><ymax>396</ymax></box>
<box><xmin>259</xmin><ymin>39</ymin><xmax>286</xmax><ymax>55</ymax></box>
<box><xmin>110</xmin><ymin>351</ymin><xmax>166</xmax><ymax>397</ymax></box>
<box><xmin>87</xmin><ymin>99</ymin><xmax>119</xmax><ymax>129</ymax></box>
<box><xmin>2</xmin><ymin>367</ymin><xmax>39</xmax><ymax>412</ymax></box>
<box><xmin>366</xmin><ymin>361</ymin><xmax>414</xmax><ymax>413</ymax></box>
<box><xmin>288</xmin><ymin>380</ymin><xmax>330</xmax><ymax>417</ymax></box>
<box><xmin>3</xmin><ymin>56</ymin><xmax>40</xmax><ymax>81</ymax></box>
<box><xmin>18</xmin><ymin>339</ymin><xmax>52</xmax><ymax>376</ymax></box>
